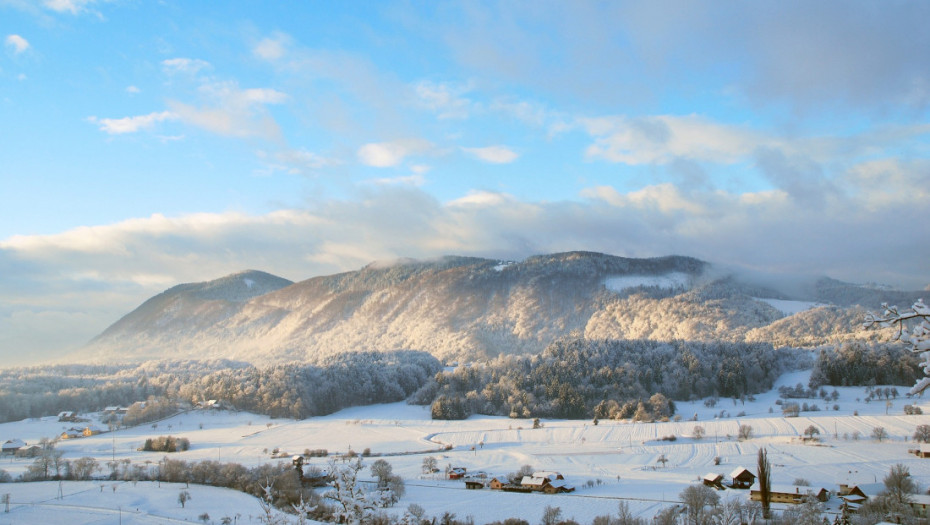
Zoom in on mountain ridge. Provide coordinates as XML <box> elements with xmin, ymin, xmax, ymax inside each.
<box><xmin>74</xmin><ymin>252</ymin><xmax>923</xmax><ymax>365</ymax></box>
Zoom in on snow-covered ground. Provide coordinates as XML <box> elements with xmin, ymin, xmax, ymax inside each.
<box><xmin>0</xmin><ymin>370</ymin><xmax>929</xmax><ymax>524</ymax></box>
<box><xmin>0</xmin><ymin>480</ymin><xmax>279</xmax><ymax>524</ymax></box>
<box><xmin>754</xmin><ymin>298</ymin><xmax>826</xmax><ymax>316</ymax></box>
<box><xmin>604</xmin><ymin>273</ymin><xmax>691</xmax><ymax>293</ymax></box>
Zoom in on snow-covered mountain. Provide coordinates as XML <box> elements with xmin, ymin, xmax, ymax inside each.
<box><xmin>73</xmin><ymin>252</ymin><xmax>923</xmax><ymax>365</ymax></box>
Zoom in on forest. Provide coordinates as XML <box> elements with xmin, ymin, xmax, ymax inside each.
<box><xmin>807</xmin><ymin>341</ymin><xmax>921</xmax><ymax>388</ymax></box>
<box><xmin>416</xmin><ymin>337</ymin><xmax>809</xmax><ymax>420</ymax></box>
<box><xmin>0</xmin><ymin>335</ymin><xmax>920</xmax><ymax>425</ymax></box>
<box><xmin>0</xmin><ymin>351</ymin><xmax>441</xmax><ymax>422</ymax></box>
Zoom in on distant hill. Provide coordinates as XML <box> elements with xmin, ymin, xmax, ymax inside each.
<box><xmin>73</xmin><ymin>252</ymin><xmax>924</xmax><ymax>365</ymax></box>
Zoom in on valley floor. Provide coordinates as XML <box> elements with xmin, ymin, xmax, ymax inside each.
<box><xmin>0</xmin><ymin>370</ymin><xmax>928</xmax><ymax>524</ymax></box>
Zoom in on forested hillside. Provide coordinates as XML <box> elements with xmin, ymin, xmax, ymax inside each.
<box><xmin>76</xmin><ymin>252</ymin><xmax>921</xmax><ymax>366</ymax></box>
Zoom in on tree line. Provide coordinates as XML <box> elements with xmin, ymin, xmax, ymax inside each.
<box><xmin>417</xmin><ymin>337</ymin><xmax>806</xmax><ymax>420</ymax></box>
<box><xmin>0</xmin><ymin>351</ymin><xmax>440</xmax><ymax>423</ymax></box>
<box><xmin>808</xmin><ymin>341</ymin><xmax>921</xmax><ymax>388</ymax></box>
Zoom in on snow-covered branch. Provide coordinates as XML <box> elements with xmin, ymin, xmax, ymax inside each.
<box><xmin>864</xmin><ymin>299</ymin><xmax>930</xmax><ymax>395</ymax></box>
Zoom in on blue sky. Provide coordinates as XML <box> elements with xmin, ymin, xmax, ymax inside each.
<box><xmin>1</xmin><ymin>1</ymin><xmax>929</xmax><ymax>363</ymax></box>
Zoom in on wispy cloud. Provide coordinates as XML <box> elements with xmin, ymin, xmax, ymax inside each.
<box><xmin>165</xmin><ymin>82</ymin><xmax>288</xmax><ymax>140</ymax></box>
<box><xmin>43</xmin><ymin>0</ymin><xmax>98</xmax><ymax>14</ymax></box>
<box><xmin>581</xmin><ymin>115</ymin><xmax>768</xmax><ymax>166</ymax></box>
<box><xmin>253</xmin><ymin>32</ymin><xmax>291</xmax><ymax>62</ymax></box>
<box><xmin>4</xmin><ymin>34</ymin><xmax>29</xmax><ymax>54</ymax></box>
<box><xmin>256</xmin><ymin>148</ymin><xmax>336</xmax><ymax>175</ymax></box>
<box><xmin>162</xmin><ymin>58</ymin><xmax>211</xmax><ymax>76</ymax></box>
<box><xmin>357</xmin><ymin>139</ymin><xmax>432</xmax><ymax>168</ymax></box>
<box><xmin>414</xmin><ymin>81</ymin><xmax>476</xmax><ymax>119</ymax></box>
<box><xmin>461</xmin><ymin>145</ymin><xmax>519</xmax><ymax>164</ymax></box>
<box><xmin>87</xmin><ymin>111</ymin><xmax>177</xmax><ymax>134</ymax></box>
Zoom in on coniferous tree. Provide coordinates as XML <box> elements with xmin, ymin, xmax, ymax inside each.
<box><xmin>757</xmin><ymin>447</ymin><xmax>771</xmax><ymax>519</ymax></box>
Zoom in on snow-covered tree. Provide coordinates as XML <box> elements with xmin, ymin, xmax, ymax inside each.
<box><xmin>680</xmin><ymin>485</ymin><xmax>720</xmax><ymax>525</ymax></box>
<box><xmin>324</xmin><ymin>457</ymin><xmax>376</xmax><ymax>524</ymax></box>
<box><xmin>864</xmin><ymin>299</ymin><xmax>930</xmax><ymax>395</ymax></box>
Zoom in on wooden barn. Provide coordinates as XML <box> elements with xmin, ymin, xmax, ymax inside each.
<box><xmin>729</xmin><ymin>467</ymin><xmax>756</xmax><ymax>489</ymax></box>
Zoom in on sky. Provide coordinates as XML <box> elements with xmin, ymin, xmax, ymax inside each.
<box><xmin>1</xmin><ymin>1</ymin><xmax>929</xmax><ymax>364</ymax></box>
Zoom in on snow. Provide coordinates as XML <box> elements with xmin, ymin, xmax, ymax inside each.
<box><xmin>1</xmin><ymin>370</ymin><xmax>929</xmax><ymax>524</ymax></box>
<box><xmin>604</xmin><ymin>273</ymin><xmax>691</xmax><ymax>293</ymax></box>
<box><xmin>754</xmin><ymin>298</ymin><xmax>825</xmax><ymax>316</ymax></box>
<box><xmin>0</xmin><ymin>480</ymin><xmax>283</xmax><ymax>524</ymax></box>
<box><xmin>243</xmin><ymin>278</ymin><xmax>255</xmax><ymax>289</ymax></box>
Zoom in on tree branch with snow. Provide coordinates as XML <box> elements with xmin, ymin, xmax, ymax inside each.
<box><xmin>863</xmin><ymin>299</ymin><xmax>930</xmax><ymax>395</ymax></box>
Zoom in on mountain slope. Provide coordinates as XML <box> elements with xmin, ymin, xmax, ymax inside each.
<box><xmin>75</xmin><ymin>252</ymin><xmax>922</xmax><ymax>365</ymax></box>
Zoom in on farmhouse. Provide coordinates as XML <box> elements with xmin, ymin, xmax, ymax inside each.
<box><xmin>520</xmin><ymin>471</ymin><xmax>574</xmax><ymax>493</ymax></box>
<box><xmin>839</xmin><ymin>483</ymin><xmax>930</xmax><ymax>516</ymax></box>
<box><xmin>489</xmin><ymin>478</ymin><xmax>505</xmax><ymax>490</ymax></box>
<box><xmin>448</xmin><ymin>467</ymin><xmax>467</xmax><ymax>480</ymax></box>
<box><xmin>909</xmin><ymin>444</ymin><xmax>930</xmax><ymax>458</ymax></box>
<box><xmin>1</xmin><ymin>439</ymin><xmax>25</xmax><ymax>455</ymax></box>
<box><xmin>83</xmin><ymin>426</ymin><xmax>102</xmax><ymax>436</ymax></box>
<box><xmin>729</xmin><ymin>467</ymin><xmax>756</xmax><ymax>489</ymax></box>
<box><xmin>751</xmin><ymin>484</ymin><xmax>829</xmax><ymax>504</ymax></box>
<box><xmin>58</xmin><ymin>411</ymin><xmax>77</xmax><ymax>422</ymax></box>
<box><xmin>59</xmin><ymin>429</ymin><xmax>83</xmax><ymax>440</ymax></box>
<box><xmin>909</xmin><ymin>494</ymin><xmax>930</xmax><ymax>517</ymax></box>
<box><xmin>465</xmin><ymin>481</ymin><xmax>484</xmax><ymax>490</ymax></box>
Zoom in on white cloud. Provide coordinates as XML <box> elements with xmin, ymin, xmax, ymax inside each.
<box><xmin>257</xmin><ymin>148</ymin><xmax>336</xmax><ymax>175</ymax></box>
<box><xmin>240</xmin><ymin>87</ymin><xmax>288</xmax><ymax>105</ymax></box>
<box><xmin>5</xmin><ymin>34</ymin><xmax>29</xmax><ymax>54</ymax></box>
<box><xmin>368</xmin><ymin>175</ymin><xmax>426</xmax><ymax>187</ymax></box>
<box><xmin>88</xmin><ymin>111</ymin><xmax>177</xmax><ymax>134</ymax></box>
<box><xmin>43</xmin><ymin>0</ymin><xmax>96</xmax><ymax>14</ymax></box>
<box><xmin>357</xmin><ymin>139</ymin><xmax>432</xmax><ymax>168</ymax></box>
<box><xmin>165</xmin><ymin>82</ymin><xmax>288</xmax><ymax>139</ymax></box>
<box><xmin>125</xmin><ymin>85</ymin><xmax>140</xmax><ymax>94</ymax></box>
<box><xmin>161</xmin><ymin>57</ymin><xmax>211</xmax><ymax>76</ymax></box>
<box><xmin>461</xmin><ymin>145</ymin><xmax>519</xmax><ymax>164</ymax></box>
<box><xmin>253</xmin><ymin>33</ymin><xmax>291</xmax><ymax>61</ymax></box>
<box><xmin>446</xmin><ymin>190</ymin><xmax>513</xmax><ymax>208</ymax></box>
<box><xmin>582</xmin><ymin>114</ymin><xmax>768</xmax><ymax>165</ymax></box>
<box><xmin>414</xmin><ymin>81</ymin><xmax>475</xmax><ymax>119</ymax></box>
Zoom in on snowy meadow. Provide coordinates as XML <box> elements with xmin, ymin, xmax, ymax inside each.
<box><xmin>0</xmin><ymin>369</ymin><xmax>928</xmax><ymax>524</ymax></box>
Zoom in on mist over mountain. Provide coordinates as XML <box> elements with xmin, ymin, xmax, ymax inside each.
<box><xmin>74</xmin><ymin>252</ymin><xmax>924</xmax><ymax>365</ymax></box>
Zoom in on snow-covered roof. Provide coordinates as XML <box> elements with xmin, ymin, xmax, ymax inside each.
<box><xmin>849</xmin><ymin>483</ymin><xmax>885</xmax><ymax>498</ymax></box>
<box><xmin>1</xmin><ymin>439</ymin><xmax>25</xmax><ymax>449</ymax></box>
<box><xmin>534</xmin><ymin>471</ymin><xmax>562</xmax><ymax>480</ymax></box>
<box><xmin>730</xmin><ymin>467</ymin><xmax>754</xmax><ymax>479</ymax></box>
<box><xmin>521</xmin><ymin>476</ymin><xmax>547</xmax><ymax>487</ymax></box>
<box><xmin>704</xmin><ymin>473</ymin><xmax>723</xmax><ymax>481</ymax></box>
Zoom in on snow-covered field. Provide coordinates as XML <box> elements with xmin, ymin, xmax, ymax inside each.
<box><xmin>0</xmin><ymin>370</ymin><xmax>929</xmax><ymax>524</ymax></box>
<box><xmin>604</xmin><ymin>273</ymin><xmax>691</xmax><ymax>293</ymax></box>
<box><xmin>754</xmin><ymin>298</ymin><xmax>826</xmax><ymax>316</ymax></box>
